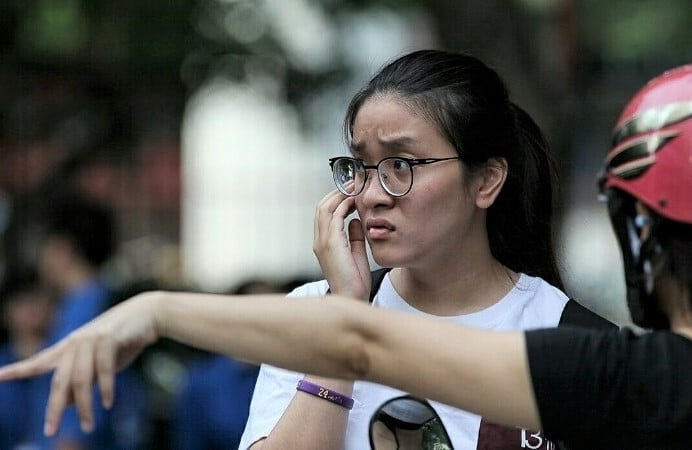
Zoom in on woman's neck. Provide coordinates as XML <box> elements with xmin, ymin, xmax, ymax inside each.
<box><xmin>390</xmin><ymin>260</ymin><xmax>518</xmax><ymax>316</ymax></box>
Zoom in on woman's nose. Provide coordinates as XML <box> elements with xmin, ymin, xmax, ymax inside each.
<box><xmin>360</xmin><ymin>171</ymin><xmax>394</xmax><ymax>206</ymax></box>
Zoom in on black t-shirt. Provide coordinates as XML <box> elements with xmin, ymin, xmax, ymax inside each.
<box><xmin>526</xmin><ymin>327</ymin><xmax>692</xmax><ymax>450</ymax></box>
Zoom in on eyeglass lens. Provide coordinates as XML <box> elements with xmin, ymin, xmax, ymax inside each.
<box><xmin>332</xmin><ymin>158</ymin><xmax>413</xmax><ymax>197</ymax></box>
<box><xmin>332</xmin><ymin>159</ymin><xmax>362</xmax><ymax>195</ymax></box>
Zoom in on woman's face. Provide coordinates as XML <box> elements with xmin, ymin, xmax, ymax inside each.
<box><xmin>351</xmin><ymin>95</ymin><xmax>483</xmax><ymax>269</ymax></box>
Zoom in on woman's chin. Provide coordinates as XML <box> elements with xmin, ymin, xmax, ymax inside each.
<box><xmin>370</xmin><ymin>252</ymin><xmax>403</xmax><ymax>270</ymax></box>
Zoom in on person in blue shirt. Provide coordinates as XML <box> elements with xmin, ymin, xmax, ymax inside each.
<box><xmin>0</xmin><ymin>269</ymin><xmax>54</xmax><ymax>450</ymax></box>
<box><xmin>170</xmin><ymin>280</ymin><xmax>281</xmax><ymax>450</ymax></box>
<box><xmin>31</xmin><ymin>193</ymin><xmax>149</xmax><ymax>450</ymax></box>
<box><xmin>172</xmin><ymin>356</ymin><xmax>260</xmax><ymax>450</ymax></box>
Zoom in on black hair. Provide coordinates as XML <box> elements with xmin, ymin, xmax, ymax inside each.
<box><xmin>0</xmin><ymin>267</ymin><xmax>46</xmax><ymax>343</ymax></box>
<box><xmin>42</xmin><ymin>193</ymin><xmax>117</xmax><ymax>268</ymax></box>
<box><xmin>0</xmin><ymin>268</ymin><xmax>42</xmax><ymax>304</ymax></box>
<box><xmin>343</xmin><ymin>49</ymin><xmax>563</xmax><ymax>289</ymax></box>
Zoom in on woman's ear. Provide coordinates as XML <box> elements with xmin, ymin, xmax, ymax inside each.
<box><xmin>475</xmin><ymin>158</ymin><xmax>507</xmax><ymax>209</ymax></box>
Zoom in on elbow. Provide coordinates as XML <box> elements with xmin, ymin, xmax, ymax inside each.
<box><xmin>340</xmin><ymin>325</ymin><xmax>374</xmax><ymax>381</ymax></box>
<box><xmin>327</xmin><ymin>297</ymin><xmax>376</xmax><ymax>381</ymax></box>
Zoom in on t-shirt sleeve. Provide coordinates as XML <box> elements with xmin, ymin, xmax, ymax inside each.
<box><xmin>238</xmin><ymin>279</ymin><xmax>330</xmax><ymax>449</ymax></box>
<box><xmin>525</xmin><ymin>327</ymin><xmax>692</xmax><ymax>448</ymax></box>
<box><xmin>238</xmin><ymin>363</ymin><xmax>304</xmax><ymax>449</ymax></box>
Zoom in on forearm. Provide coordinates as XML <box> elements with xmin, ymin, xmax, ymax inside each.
<box><xmin>151</xmin><ymin>291</ymin><xmax>541</xmax><ymax>430</ymax></box>
<box><xmin>255</xmin><ymin>376</ymin><xmax>352</xmax><ymax>449</ymax></box>
<box><xmin>361</xmin><ymin>313</ymin><xmax>542</xmax><ymax>431</ymax></box>
<box><xmin>261</xmin><ymin>375</ymin><xmax>352</xmax><ymax>448</ymax></box>
<box><xmin>151</xmin><ymin>292</ymin><xmax>363</xmax><ymax>377</ymax></box>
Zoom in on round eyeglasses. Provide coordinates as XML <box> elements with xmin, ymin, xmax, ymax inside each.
<box><xmin>328</xmin><ymin>156</ymin><xmax>461</xmax><ymax>197</ymax></box>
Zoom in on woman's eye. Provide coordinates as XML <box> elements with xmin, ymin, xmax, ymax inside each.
<box><xmin>392</xmin><ymin>159</ymin><xmax>408</xmax><ymax>171</ymax></box>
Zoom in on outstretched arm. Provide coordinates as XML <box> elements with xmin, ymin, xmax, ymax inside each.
<box><xmin>0</xmin><ymin>291</ymin><xmax>541</xmax><ymax>436</ymax></box>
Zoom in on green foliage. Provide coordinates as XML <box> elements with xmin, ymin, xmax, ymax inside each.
<box><xmin>4</xmin><ymin>0</ymin><xmax>196</xmax><ymax>78</ymax></box>
<box><xmin>581</xmin><ymin>0</ymin><xmax>692</xmax><ymax>61</ymax></box>
<box><xmin>14</xmin><ymin>0</ymin><xmax>88</xmax><ymax>57</ymax></box>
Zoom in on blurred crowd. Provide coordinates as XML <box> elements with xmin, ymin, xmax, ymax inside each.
<box><xmin>0</xmin><ymin>199</ymin><xmax>309</xmax><ymax>449</ymax></box>
<box><xmin>0</xmin><ymin>64</ymin><xmax>312</xmax><ymax>450</ymax></box>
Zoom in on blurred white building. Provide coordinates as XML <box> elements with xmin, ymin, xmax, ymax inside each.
<box><xmin>181</xmin><ymin>4</ymin><xmax>436</xmax><ymax>292</ymax></box>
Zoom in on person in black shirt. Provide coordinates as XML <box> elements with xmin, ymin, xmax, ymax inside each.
<box><xmin>523</xmin><ymin>64</ymin><xmax>692</xmax><ymax>449</ymax></box>
<box><xmin>1</xmin><ymin>66</ymin><xmax>691</xmax><ymax>450</ymax></box>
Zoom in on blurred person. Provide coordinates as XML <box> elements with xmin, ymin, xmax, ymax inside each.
<box><xmin>38</xmin><ymin>193</ymin><xmax>117</xmax><ymax>346</ymax></box>
<box><xmin>0</xmin><ymin>49</ymin><xmax>613</xmax><ymax>450</ymax></box>
<box><xmin>170</xmin><ymin>279</ymin><xmax>281</xmax><ymax>450</ymax></box>
<box><xmin>2</xmin><ymin>63</ymin><xmax>691</xmax><ymax>450</ymax></box>
<box><xmin>30</xmin><ymin>192</ymin><xmax>148</xmax><ymax>450</ymax></box>
<box><xmin>0</xmin><ymin>268</ymin><xmax>54</xmax><ymax>449</ymax></box>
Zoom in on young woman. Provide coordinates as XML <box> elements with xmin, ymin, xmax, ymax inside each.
<box><xmin>237</xmin><ymin>49</ymin><xmax>608</xmax><ymax>449</ymax></box>
<box><xmin>0</xmin><ymin>50</ymin><xmax>617</xmax><ymax>450</ymax></box>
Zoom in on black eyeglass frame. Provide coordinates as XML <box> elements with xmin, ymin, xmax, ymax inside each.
<box><xmin>328</xmin><ymin>156</ymin><xmax>462</xmax><ymax>197</ymax></box>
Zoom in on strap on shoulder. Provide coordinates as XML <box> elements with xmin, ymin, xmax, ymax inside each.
<box><xmin>369</xmin><ymin>268</ymin><xmax>391</xmax><ymax>303</ymax></box>
<box><xmin>559</xmin><ymin>299</ymin><xmax>617</xmax><ymax>329</ymax></box>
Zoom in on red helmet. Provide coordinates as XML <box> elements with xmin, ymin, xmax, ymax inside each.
<box><xmin>602</xmin><ymin>65</ymin><xmax>692</xmax><ymax>224</ymax></box>
<box><xmin>600</xmin><ymin>65</ymin><xmax>692</xmax><ymax>328</ymax></box>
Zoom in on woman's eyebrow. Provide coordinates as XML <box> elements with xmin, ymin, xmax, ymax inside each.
<box><xmin>349</xmin><ymin>135</ymin><xmax>417</xmax><ymax>154</ymax></box>
<box><xmin>348</xmin><ymin>141</ymin><xmax>364</xmax><ymax>155</ymax></box>
<box><xmin>379</xmin><ymin>135</ymin><xmax>417</xmax><ymax>150</ymax></box>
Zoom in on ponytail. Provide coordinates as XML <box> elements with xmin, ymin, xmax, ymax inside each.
<box><xmin>486</xmin><ymin>103</ymin><xmax>563</xmax><ymax>289</ymax></box>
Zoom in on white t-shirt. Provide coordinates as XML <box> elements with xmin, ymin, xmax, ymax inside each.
<box><xmin>238</xmin><ymin>273</ymin><xmax>569</xmax><ymax>450</ymax></box>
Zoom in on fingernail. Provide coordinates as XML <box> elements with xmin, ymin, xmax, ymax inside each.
<box><xmin>44</xmin><ymin>423</ymin><xmax>54</xmax><ymax>436</ymax></box>
<box><xmin>81</xmin><ymin>420</ymin><xmax>94</xmax><ymax>433</ymax></box>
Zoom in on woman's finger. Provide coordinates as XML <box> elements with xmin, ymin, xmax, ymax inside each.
<box><xmin>314</xmin><ymin>189</ymin><xmax>348</xmax><ymax>251</ymax></box>
<box><xmin>331</xmin><ymin>196</ymin><xmax>356</xmax><ymax>230</ymax></box>
<box><xmin>348</xmin><ymin>219</ymin><xmax>369</xmax><ymax>272</ymax></box>
<box><xmin>95</xmin><ymin>336</ymin><xmax>117</xmax><ymax>410</ymax></box>
<box><xmin>0</xmin><ymin>346</ymin><xmax>62</xmax><ymax>381</ymax></box>
<box><xmin>314</xmin><ymin>190</ymin><xmax>337</xmax><ymax>245</ymax></box>
<box><xmin>44</xmin><ymin>345</ymin><xmax>78</xmax><ymax>436</ymax></box>
<box><xmin>71</xmin><ymin>339</ymin><xmax>96</xmax><ymax>433</ymax></box>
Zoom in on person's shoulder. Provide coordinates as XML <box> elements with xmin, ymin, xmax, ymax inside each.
<box><xmin>521</xmin><ymin>274</ymin><xmax>569</xmax><ymax>299</ymax></box>
<box><xmin>514</xmin><ymin>273</ymin><xmax>570</xmax><ymax>323</ymax></box>
<box><xmin>559</xmin><ymin>299</ymin><xmax>618</xmax><ymax>330</ymax></box>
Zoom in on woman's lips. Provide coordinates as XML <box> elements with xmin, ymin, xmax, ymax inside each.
<box><xmin>365</xmin><ymin>218</ymin><xmax>395</xmax><ymax>239</ymax></box>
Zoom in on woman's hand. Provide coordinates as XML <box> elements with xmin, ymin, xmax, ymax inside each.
<box><xmin>0</xmin><ymin>292</ymin><xmax>162</xmax><ymax>437</ymax></box>
<box><xmin>313</xmin><ymin>189</ymin><xmax>371</xmax><ymax>300</ymax></box>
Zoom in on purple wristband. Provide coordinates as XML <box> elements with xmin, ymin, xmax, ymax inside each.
<box><xmin>296</xmin><ymin>379</ymin><xmax>354</xmax><ymax>410</ymax></box>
